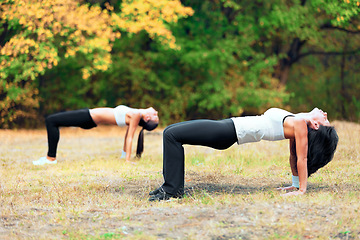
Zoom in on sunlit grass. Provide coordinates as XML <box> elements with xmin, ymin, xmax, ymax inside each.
<box><xmin>0</xmin><ymin>121</ymin><xmax>359</xmax><ymax>239</ymax></box>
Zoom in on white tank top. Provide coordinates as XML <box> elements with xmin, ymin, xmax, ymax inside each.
<box><xmin>113</xmin><ymin>105</ymin><xmax>139</xmax><ymax>127</ymax></box>
<box><xmin>231</xmin><ymin>108</ymin><xmax>294</xmax><ymax>144</ymax></box>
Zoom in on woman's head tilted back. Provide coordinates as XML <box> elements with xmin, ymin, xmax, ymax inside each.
<box><xmin>306</xmin><ymin>125</ymin><xmax>339</xmax><ymax>176</ymax></box>
<box><xmin>136</xmin><ymin>107</ymin><xmax>159</xmax><ymax>158</ymax></box>
<box><xmin>139</xmin><ymin>119</ymin><xmax>158</xmax><ymax>131</ymax></box>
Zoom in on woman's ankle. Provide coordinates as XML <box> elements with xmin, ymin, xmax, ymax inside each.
<box><xmin>46</xmin><ymin>156</ymin><xmax>56</xmax><ymax>161</ymax></box>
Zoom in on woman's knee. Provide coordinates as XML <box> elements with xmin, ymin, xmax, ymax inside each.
<box><xmin>45</xmin><ymin>114</ymin><xmax>57</xmax><ymax>127</ymax></box>
<box><xmin>163</xmin><ymin>125</ymin><xmax>172</xmax><ymax>136</ymax></box>
<box><xmin>163</xmin><ymin>124</ymin><xmax>177</xmax><ymax>141</ymax></box>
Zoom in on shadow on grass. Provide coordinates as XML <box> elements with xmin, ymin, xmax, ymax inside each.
<box><xmin>185</xmin><ymin>182</ymin><xmax>267</xmax><ymax>195</ymax></box>
<box><xmin>182</xmin><ymin>182</ymin><xmax>360</xmax><ymax>197</ymax></box>
<box><xmin>110</xmin><ymin>176</ymin><xmax>359</xmax><ymax>199</ymax></box>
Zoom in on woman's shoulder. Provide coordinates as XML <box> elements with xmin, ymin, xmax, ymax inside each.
<box><xmin>283</xmin><ymin>117</ymin><xmax>308</xmax><ymax>139</ymax></box>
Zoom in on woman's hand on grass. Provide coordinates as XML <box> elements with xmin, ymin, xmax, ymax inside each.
<box><xmin>276</xmin><ymin>186</ymin><xmax>307</xmax><ymax>196</ymax></box>
<box><xmin>281</xmin><ymin>190</ymin><xmax>305</xmax><ymax>196</ymax></box>
<box><xmin>276</xmin><ymin>186</ymin><xmax>298</xmax><ymax>192</ymax></box>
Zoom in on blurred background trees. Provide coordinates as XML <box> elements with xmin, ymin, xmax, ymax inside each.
<box><xmin>1</xmin><ymin>0</ymin><xmax>359</xmax><ymax>128</ymax></box>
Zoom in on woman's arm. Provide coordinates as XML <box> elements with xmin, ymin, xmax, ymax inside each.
<box><xmin>277</xmin><ymin>139</ymin><xmax>299</xmax><ymax>191</ymax></box>
<box><xmin>289</xmin><ymin>138</ymin><xmax>298</xmax><ymax>177</ymax></box>
<box><xmin>124</xmin><ymin>112</ymin><xmax>141</xmax><ymax>162</ymax></box>
<box><xmin>123</xmin><ymin>128</ymin><xmax>129</xmax><ymax>152</ymax></box>
<box><xmin>284</xmin><ymin>118</ymin><xmax>308</xmax><ymax>196</ymax></box>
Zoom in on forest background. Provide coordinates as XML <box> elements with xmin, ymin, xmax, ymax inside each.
<box><xmin>1</xmin><ymin>0</ymin><xmax>360</xmax><ymax>128</ymax></box>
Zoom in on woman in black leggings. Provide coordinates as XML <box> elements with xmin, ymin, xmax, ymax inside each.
<box><xmin>159</xmin><ymin>119</ymin><xmax>237</xmax><ymax>198</ymax></box>
<box><xmin>149</xmin><ymin>108</ymin><xmax>339</xmax><ymax>201</ymax></box>
<box><xmin>33</xmin><ymin>106</ymin><xmax>159</xmax><ymax>165</ymax></box>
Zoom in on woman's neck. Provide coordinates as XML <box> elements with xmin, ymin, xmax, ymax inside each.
<box><xmin>294</xmin><ymin>112</ymin><xmax>313</xmax><ymax>125</ymax></box>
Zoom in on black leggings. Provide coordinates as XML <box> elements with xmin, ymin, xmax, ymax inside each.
<box><xmin>45</xmin><ymin>109</ymin><xmax>97</xmax><ymax>157</ymax></box>
<box><xmin>161</xmin><ymin>119</ymin><xmax>238</xmax><ymax>195</ymax></box>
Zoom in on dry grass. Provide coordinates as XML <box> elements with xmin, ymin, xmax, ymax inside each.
<box><xmin>0</xmin><ymin>121</ymin><xmax>359</xmax><ymax>239</ymax></box>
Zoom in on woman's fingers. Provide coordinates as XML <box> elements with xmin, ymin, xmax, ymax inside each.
<box><xmin>276</xmin><ymin>186</ymin><xmax>298</xmax><ymax>191</ymax></box>
<box><xmin>281</xmin><ymin>190</ymin><xmax>305</xmax><ymax>196</ymax></box>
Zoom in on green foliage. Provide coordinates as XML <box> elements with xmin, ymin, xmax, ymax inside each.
<box><xmin>288</xmin><ymin>52</ymin><xmax>360</xmax><ymax>121</ymax></box>
<box><xmin>82</xmin><ymin>0</ymin><xmax>290</xmax><ymax>123</ymax></box>
<box><xmin>0</xmin><ymin>0</ymin><xmax>193</xmax><ymax>127</ymax></box>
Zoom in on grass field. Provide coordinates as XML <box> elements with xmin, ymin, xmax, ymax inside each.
<box><xmin>1</xmin><ymin>121</ymin><xmax>359</xmax><ymax>239</ymax></box>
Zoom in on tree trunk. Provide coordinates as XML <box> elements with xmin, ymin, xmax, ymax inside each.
<box><xmin>274</xmin><ymin>38</ymin><xmax>306</xmax><ymax>85</ymax></box>
<box><xmin>340</xmin><ymin>40</ymin><xmax>351</xmax><ymax>119</ymax></box>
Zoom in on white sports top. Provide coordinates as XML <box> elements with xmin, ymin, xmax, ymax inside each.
<box><xmin>231</xmin><ymin>108</ymin><xmax>294</xmax><ymax>144</ymax></box>
<box><xmin>113</xmin><ymin>105</ymin><xmax>139</xmax><ymax>127</ymax></box>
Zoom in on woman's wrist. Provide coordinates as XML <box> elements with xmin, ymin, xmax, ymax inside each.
<box><xmin>291</xmin><ymin>175</ymin><xmax>299</xmax><ymax>188</ymax></box>
<box><xmin>121</xmin><ymin>150</ymin><xmax>126</xmax><ymax>158</ymax></box>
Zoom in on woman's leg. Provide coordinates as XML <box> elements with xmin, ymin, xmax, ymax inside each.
<box><xmin>161</xmin><ymin>119</ymin><xmax>237</xmax><ymax>195</ymax></box>
<box><xmin>45</xmin><ymin>109</ymin><xmax>97</xmax><ymax>158</ymax></box>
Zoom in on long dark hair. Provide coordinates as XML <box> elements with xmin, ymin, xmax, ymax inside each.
<box><xmin>136</xmin><ymin>119</ymin><xmax>159</xmax><ymax>158</ymax></box>
<box><xmin>306</xmin><ymin>125</ymin><xmax>339</xmax><ymax>176</ymax></box>
<box><xmin>293</xmin><ymin>125</ymin><xmax>339</xmax><ymax>177</ymax></box>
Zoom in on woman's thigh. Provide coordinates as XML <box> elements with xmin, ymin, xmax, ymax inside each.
<box><xmin>165</xmin><ymin>119</ymin><xmax>237</xmax><ymax>150</ymax></box>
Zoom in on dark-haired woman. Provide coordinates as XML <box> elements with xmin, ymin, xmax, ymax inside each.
<box><xmin>33</xmin><ymin>105</ymin><xmax>159</xmax><ymax>165</ymax></box>
<box><xmin>149</xmin><ymin>108</ymin><xmax>338</xmax><ymax>201</ymax></box>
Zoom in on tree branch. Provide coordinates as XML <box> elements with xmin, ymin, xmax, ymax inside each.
<box><xmin>320</xmin><ymin>23</ymin><xmax>360</xmax><ymax>34</ymax></box>
<box><xmin>297</xmin><ymin>48</ymin><xmax>360</xmax><ymax>60</ymax></box>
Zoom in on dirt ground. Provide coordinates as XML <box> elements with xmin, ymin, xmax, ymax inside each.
<box><xmin>1</xmin><ymin>176</ymin><xmax>359</xmax><ymax>240</ymax></box>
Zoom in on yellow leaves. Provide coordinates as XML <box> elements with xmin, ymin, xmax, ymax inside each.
<box><xmin>82</xmin><ymin>68</ymin><xmax>91</xmax><ymax>80</ymax></box>
<box><xmin>104</xmin><ymin>2</ymin><xmax>114</xmax><ymax>12</ymax></box>
<box><xmin>80</xmin><ymin>51</ymin><xmax>112</xmax><ymax>80</ymax></box>
<box><xmin>35</xmin><ymin>8</ymin><xmax>46</xmax><ymax>19</ymax></box>
<box><xmin>0</xmin><ymin>36</ymin><xmax>37</xmax><ymax>57</ymax></box>
<box><xmin>1</xmin><ymin>0</ymin><xmax>194</xmax><ymax>87</ymax></box>
<box><xmin>2</xmin><ymin>0</ymin><xmax>117</xmax><ymax>41</ymax></box>
<box><xmin>336</xmin><ymin>16</ymin><xmax>345</xmax><ymax>22</ymax></box>
<box><xmin>19</xmin><ymin>16</ymin><xmax>26</xmax><ymax>25</ymax></box>
<box><xmin>85</xmin><ymin>37</ymin><xmax>111</xmax><ymax>51</ymax></box>
<box><xmin>53</xmin><ymin>22</ymin><xmax>61</xmax><ymax>34</ymax></box>
<box><xmin>37</xmin><ymin>28</ymin><xmax>54</xmax><ymax>41</ymax></box>
<box><xmin>119</xmin><ymin>0</ymin><xmax>194</xmax><ymax>49</ymax></box>
<box><xmin>160</xmin><ymin>0</ymin><xmax>194</xmax><ymax>22</ymax></box>
<box><xmin>65</xmin><ymin>48</ymin><xmax>76</xmax><ymax>58</ymax></box>
<box><xmin>1</xmin><ymin>0</ymin><xmax>116</xmax><ymax>79</ymax></box>
<box><xmin>0</xmin><ymin>81</ymin><xmax>40</xmax><ymax>127</ymax></box>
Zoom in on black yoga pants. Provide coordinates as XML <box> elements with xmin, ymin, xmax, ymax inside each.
<box><xmin>161</xmin><ymin>119</ymin><xmax>238</xmax><ymax>195</ymax></box>
<box><xmin>45</xmin><ymin>109</ymin><xmax>97</xmax><ymax>157</ymax></box>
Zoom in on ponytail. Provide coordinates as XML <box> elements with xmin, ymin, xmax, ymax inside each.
<box><xmin>136</xmin><ymin>128</ymin><xmax>145</xmax><ymax>158</ymax></box>
<box><xmin>136</xmin><ymin>119</ymin><xmax>158</xmax><ymax>158</ymax></box>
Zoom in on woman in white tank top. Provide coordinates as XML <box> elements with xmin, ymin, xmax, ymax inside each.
<box><xmin>149</xmin><ymin>107</ymin><xmax>339</xmax><ymax>201</ymax></box>
<box><xmin>33</xmin><ymin>105</ymin><xmax>159</xmax><ymax>165</ymax></box>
